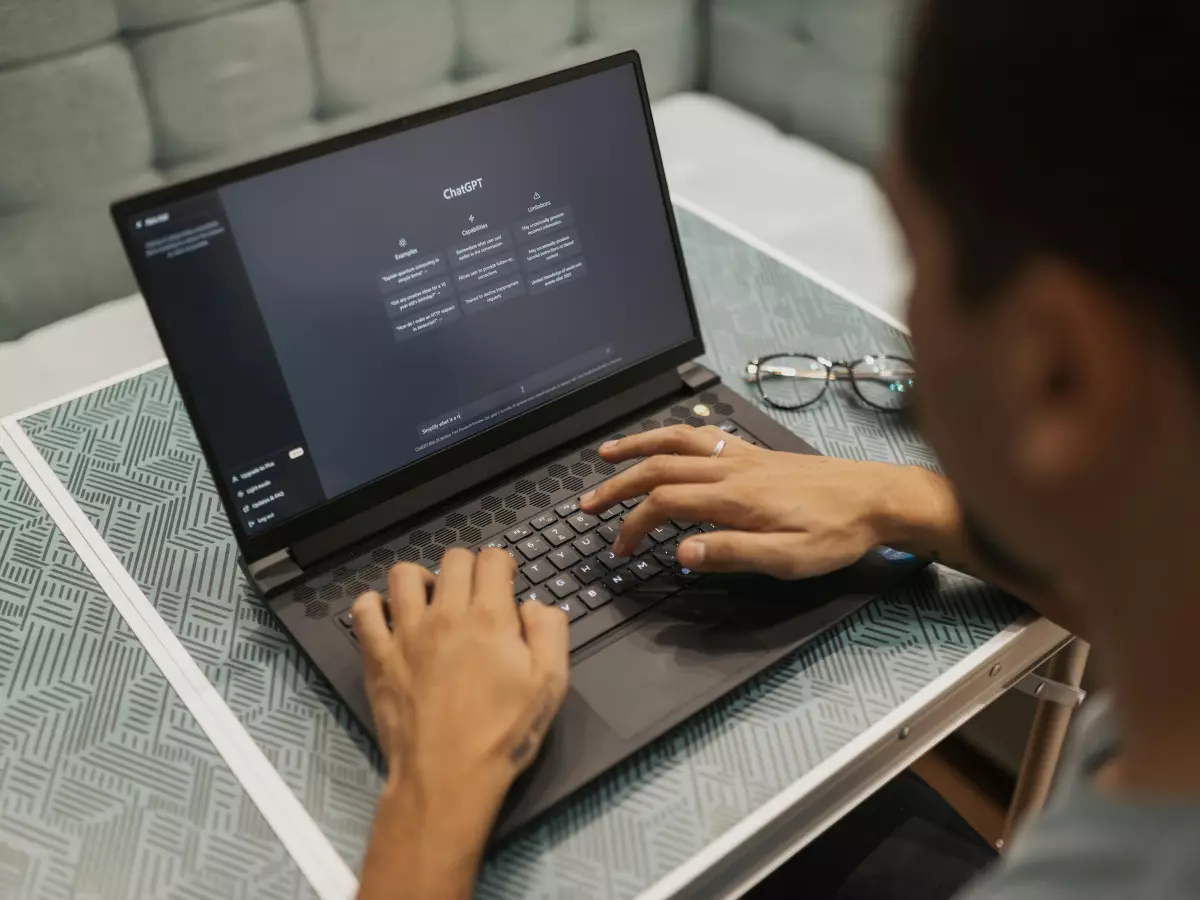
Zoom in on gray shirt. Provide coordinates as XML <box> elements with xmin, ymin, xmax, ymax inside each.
<box><xmin>961</xmin><ymin>697</ymin><xmax>1200</xmax><ymax>899</ymax></box>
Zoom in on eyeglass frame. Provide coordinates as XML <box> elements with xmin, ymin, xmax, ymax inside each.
<box><xmin>744</xmin><ymin>352</ymin><xmax>916</xmax><ymax>412</ymax></box>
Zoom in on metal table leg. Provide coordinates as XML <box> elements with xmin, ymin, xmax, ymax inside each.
<box><xmin>1001</xmin><ymin>638</ymin><xmax>1090</xmax><ymax>846</ymax></box>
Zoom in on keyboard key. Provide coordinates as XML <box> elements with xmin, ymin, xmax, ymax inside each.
<box><xmin>604</xmin><ymin>571</ymin><xmax>632</xmax><ymax>594</ymax></box>
<box><xmin>718</xmin><ymin>420</ymin><xmax>738</xmax><ymax>433</ymax></box>
<box><xmin>599</xmin><ymin>505</ymin><xmax>623</xmax><ymax>521</ymax></box>
<box><xmin>521</xmin><ymin>559</ymin><xmax>555</xmax><ymax>584</ymax></box>
<box><xmin>546</xmin><ymin>546</ymin><xmax>581</xmax><ymax>570</ymax></box>
<box><xmin>652</xmin><ymin>544</ymin><xmax>678</xmax><ymax>567</ymax></box>
<box><xmin>671</xmin><ymin>519</ymin><xmax>696</xmax><ymax>530</ymax></box>
<box><xmin>629</xmin><ymin>558</ymin><xmax>663</xmax><ymax>580</ymax></box>
<box><xmin>552</xmin><ymin>595</ymin><xmax>588</xmax><ymax>622</ymax></box>
<box><xmin>577</xmin><ymin>585</ymin><xmax>612</xmax><ymax>610</ymax></box>
<box><xmin>512</xmin><ymin>574</ymin><xmax>530</xmax><ymax>595</ymax></box>
<box><xmin>542</xmin><ymin>523</ymin><xmax>574</xmax><ymax>546</ymax></box>
<box><xmin>700</xmin><ymin>522</ymin><xmax>720</xmax><ymax>533</ymax></box>
<box><xmin>478</xmin><ymin>538</ymin><xmax>508</xmax><ymax>551</ymax></box>
<box><xmin>596</xmin><ymin>522</ymin><xmax>621</xmax><ymax>544</ymax></box>
<box><xmin>517</xmin><ymin>536</ymin><xmax>550</xmax><ymax>559</ymax></box>
<box><xmin>520</xmin><ymin>587</ymin><xmax>551</xmax><ymax>605</ymax></box>
<box><xmin>506</xmin><ymin>524</ymin><xmax>532</xmax><ymax>542</ymax></box>
<box><xmin>555</xmin><ymin>500</ymin><xmax>580</xmax><ymax>516</ymax></box>
<box><xmin>547</xmin><ymin>573</ymin><xmax>581</xmax><ymax>599</ymax></box>
<box><xmin>597</xmin><ymin>549</ymin><xmax>629</xmax><ymax>570</ymax></box>
<box><xmin>572</xmin><ymin>533</ymin><xmax>603</xmax><ymax>556</ymax></box>
<box><xmin>572</xmin><ymin>560</ymin><xmax>603</xmax><ymax>584</ymax></box>
<box><xmin>631</xmin><ymin>536</ymin><xmax>655</xmax><ymax>556</ymax></box>
<box><xmin>649</xmin><ymin>523</ymin><xmax>679</xmax><ymax>543</ymax></box>
<box><xmin>530</xmin><ymin>512</ymin><xmax>558</xmax><ymax>529</ymax></box>
<box><xmin>622</xmin><ymin>494</ymin><xmax>648</xmax><ymax>509</ymax></box>
<box><xmin>566</xmin><ymin>512</ymin><xmax>600</xmax><ymax>533</ymax></box>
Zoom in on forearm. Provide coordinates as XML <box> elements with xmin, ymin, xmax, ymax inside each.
<box><xmin>358</xmin><ymin>780</ymin><xmax>495</xmax><ymax>900</ymax></box>
<box><xmin>873</xmin><ymin>465</ymin><xmax>1086</xmax><ymax>636</ymax></box>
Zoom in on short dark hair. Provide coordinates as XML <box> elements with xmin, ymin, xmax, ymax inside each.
<box><xmin>901</xmin><ymin>0</ymin><xmax>1198</xmax><ymax>348</ymax></box>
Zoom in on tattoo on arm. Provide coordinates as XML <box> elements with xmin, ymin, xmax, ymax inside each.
<box><xmin>509</xmin><ymin>690</ymin><xmax>557</xmax><ymax>768</ymax></box>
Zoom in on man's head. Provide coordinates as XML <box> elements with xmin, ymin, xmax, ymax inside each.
<box><xmin>887</xmin><ymin>1</ymin><xmax>1200</xmax><ymax>607</ymax></box>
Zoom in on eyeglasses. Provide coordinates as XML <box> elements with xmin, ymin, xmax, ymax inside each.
<box><xmin>744</xmin><ymin>353</ymin><xmax>916</xmax><ymax>412</ymax></box>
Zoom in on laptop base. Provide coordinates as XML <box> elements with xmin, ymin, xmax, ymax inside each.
<box><xmin>263</xmin><ymin>381</ymin><xmax>925</xmax><ymax>838</ymax></box>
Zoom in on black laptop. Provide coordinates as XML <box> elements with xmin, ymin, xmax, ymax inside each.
<box><xmin>112</xmin><ymin>51</ymin><xmax>922</xmax><ymax>838</ymax></box>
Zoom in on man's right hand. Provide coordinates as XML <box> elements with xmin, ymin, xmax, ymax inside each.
<box><xmin>579</xmin><ymin>425</ymin><xmax>957</xmax><ymax>580</ymax></box>
<box><xmin>353</xmin><ymin>549</ymin><xmax>570</xmax><ymax>900</ymax></box>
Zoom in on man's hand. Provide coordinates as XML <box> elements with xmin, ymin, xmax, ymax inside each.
<box><xmin>353</xmin><ymin>548</ymin><xmax>569</xmax><ymax>900</ymax></box>
<box><xmin>579</xmin><ymin>424</ymin><xmax>955</xmax><ymax>580</ymax></box>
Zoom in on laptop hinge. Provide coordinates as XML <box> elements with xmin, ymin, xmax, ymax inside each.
<box><xmin>677</xmin><ymin>360</ymin><xmax>720</xmax><ymax>392</ymax></box>
<box><xmin>242</xmin><ymin>548</ymin><xmax>305</xmax><ymax>595</ymax></box>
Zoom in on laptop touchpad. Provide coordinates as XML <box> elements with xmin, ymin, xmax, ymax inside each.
<box><xmin>570</xmin><ymin>613</ymin><xmax>767</xmax><ymax>741</ymax></box>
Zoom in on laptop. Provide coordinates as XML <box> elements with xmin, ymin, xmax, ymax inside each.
<box><xmin>112</xmin><ymin>51</ymin><xmax>924</xmax><ymax>839</ymax></box>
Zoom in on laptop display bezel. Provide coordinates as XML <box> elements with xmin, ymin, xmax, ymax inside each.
<box><xmin>112</xmin><ymin>51</ymin><xmax>704</xmax><ymax>563</ymax></box>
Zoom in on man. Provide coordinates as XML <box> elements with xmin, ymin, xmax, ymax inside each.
<box><xmin>351</xmin><ymin>0</ymin><xmax>1200</xmax><ymax>897</ymax></box>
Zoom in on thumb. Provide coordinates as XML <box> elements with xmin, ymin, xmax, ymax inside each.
<box><xmin>677</xmin><ymin>531</ymin><xmax>836</xmax><ymax>580</ymax></box>
<box><xmin>520</xmin><ymin>601</ymin><xmax>570</xmax><ymax>705</ymax></box>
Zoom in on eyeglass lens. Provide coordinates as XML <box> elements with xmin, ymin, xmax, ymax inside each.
<box><xmin>756</xmin><ymin>355</ymin><xmax>829</xmax><ymax>408</ymax></box>
<box><xmin>851</xmin><ymin>356</ymin><xmax>915</xmax><ymax>410</ymax></box>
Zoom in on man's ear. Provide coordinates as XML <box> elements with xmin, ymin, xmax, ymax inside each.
<box><xmin>998</xmin><ymin>260</ymin><xmax>1146</xmax><ymax>484</ymax></box>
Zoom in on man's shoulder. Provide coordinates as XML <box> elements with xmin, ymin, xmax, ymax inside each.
<box><xmin>962</xmin><ymin>697</ymin><xmax>1200</xmax><ymax>900</ymax></box>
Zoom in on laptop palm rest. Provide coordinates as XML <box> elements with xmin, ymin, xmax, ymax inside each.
<box><xmin>571</xmin><ymin>613</ymin><xmax>768</xmax><ymax>740</ymax></box>
<box><xmin>492</xmin><ymin>559</ymin><xmax>931</xmax><ymax>839</ymax></box>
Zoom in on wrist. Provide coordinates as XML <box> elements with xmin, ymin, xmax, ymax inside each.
<box><xmin>868</xmin><ymin>464</ymin><xmax>960</xmax><ymax>556</ymax></box>
<box><xmin>382</xmin><ymin>771</ymin><xmax>502</xmax><ymax>851</ymax></box>
<box><xmin>359</xmin><ymin>775</ymin><xmax>502</xmax><ymax>898</ymax></box>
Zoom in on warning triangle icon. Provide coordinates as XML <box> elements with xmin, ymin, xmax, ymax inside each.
<box><xmin>533</xmin><ymin>192</ymin><xmax>541</xmax><ymax>200</ymax></box>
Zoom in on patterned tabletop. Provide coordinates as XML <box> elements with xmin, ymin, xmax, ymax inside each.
<box><xmin>4</xmin><ymin>208</ymin><xmax>1026</xmax><ymax>899</ymax></box>
<box><xmin>0</xmin><ymin>448</ymin><xmax>315</xmax><ymax>900</ymax></box>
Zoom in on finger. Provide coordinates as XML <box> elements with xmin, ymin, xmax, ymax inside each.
<box><xmin>387</xmin><ymin>563</ymin><xmax>434</xmax><ymax>645</ymax></box>
<box><xmin>430</xmin><ymin>547</ymin><xmax>476</xmax><ymax>618</ymax></box>
<box><xmin>520</xmin><ymin>601</ymin><xmax>570</xmax><ymax>711</ymax></box>
<box><xmin>579</xmin><ymin>455</ymin><xmax>726</xmax><ymax>514</ymax></box>
<box><xmin>351</xmin><ymin>591</ymin><xmax>395</xmax><ymax>669</ymax></box>
<box><xmin>612</xmin><ymin>483</ymin><xmax>735</xmax><ymax>556</ymax></box>
<box><xmin>473</xmin><ymin>547</ymin><xmax>520</xmax><ymax>631</ymax></box>
<box><xmin>595</xmin><ymin>424</ymin><xmax>754</xmax><ymax>464</ymax></box>
<box><xmin>677</xmin><ymin>531</ymin><xmax>842</xmax><ymax>580</ymax></box>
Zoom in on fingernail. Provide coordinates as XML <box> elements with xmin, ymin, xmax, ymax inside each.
<box><xmin>678</xmin><ymin>539</ymin><xmax>705</xmax><ymax>566</ymax></box>
<box><xmin>580</xmin><ymin>490</ymin><xmax>596</xmax><ymax>507</ymax></box>
<box><xmin>600</xmin><ymin>440</ymin><xmax>619</xmax><ymax>453</ymax></box>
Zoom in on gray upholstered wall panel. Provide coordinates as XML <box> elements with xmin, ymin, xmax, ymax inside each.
<box><xmin>116</xmin><ymin>0</ymin><xmax>264</xmax><ymax>31</ymax></box>
<box><xmin>459</xmin><ymin>0</ymin><xmax>583</xmax><ymax>76</ymax></box>
<box><xmin>0</xmin><ymin>172</ymin><xmax>161</xmax><ymax>338</ymax></box>
<box><xmin>710</xmin><ymin>0</ymin><xmax>902</xmax><ymax>166</ymax></box>
<box><xmin>304</xmin><ymin>0</ymin><xmax>457</xmax><ymax>116</ymax></box>
<box><xmin>0</xmin><ymin>43</ymin><xmax>152</xmax><ymax>210</ymax></box>
<box><xmin>130</xmin><ymin>2</ymin><xmax>316</xmax><ymax>164</ymax></box>
<box><xmin>0</xmin><ymin>0</ymin><xmax>701</xmax><ymax>341</ymax></box>
<box><xmin>0</xmin><ymin>0</ymin><xmax>118</xmax><ymax>67</ymax></box>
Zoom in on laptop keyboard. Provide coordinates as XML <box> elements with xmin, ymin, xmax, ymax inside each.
<box><xmin>335</xmin><ymin>419</ymin><xmax>760</xmax><ymax>654</ymax></box>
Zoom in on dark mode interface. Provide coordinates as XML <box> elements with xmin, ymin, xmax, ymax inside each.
<box><xmin>125</xmin><ymin>65</ymin><xmax>695</xmax><ymax>536</ymax></box>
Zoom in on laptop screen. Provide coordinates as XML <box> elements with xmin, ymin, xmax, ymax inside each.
<box><xmin>118</xmin><ymin>61</ymin><xmax>696</xmax><ymax>539</ymax></box>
